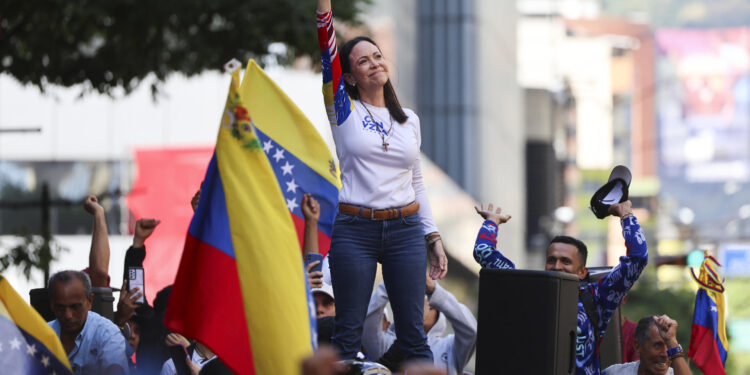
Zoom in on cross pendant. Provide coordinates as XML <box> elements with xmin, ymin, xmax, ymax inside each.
<box><xmin>382</xmin><ymin>141</ymin><xmax>389</xmax><ymax>152</ymax></box>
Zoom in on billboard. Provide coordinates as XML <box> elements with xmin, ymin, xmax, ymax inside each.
<box><xmin>656</xmin><ymin>28</ymin><xmax>750</xmax><ymax>183</ymax></box>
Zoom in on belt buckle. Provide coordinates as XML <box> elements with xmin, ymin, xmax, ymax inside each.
<box><xmin>370</xmin><ymin>208</ymin><xmax>376</xmax><ymax>220</ymax></box>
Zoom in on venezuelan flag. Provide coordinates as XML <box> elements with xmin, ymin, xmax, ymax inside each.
<box><xmin>239</xmin><ymin>60</ymin><xmax>341</xmax><ymax>256</ymax></box>
<box><xmin>688</xmin><ymin>253</ymin><xmax>729</xmax><ymax>375</ymax></box>
<box><xmin>0</xmin><ymin>275</ymin><xmax>72</xmax><ymax>375</ymax></box>
<box><xmin>165</xmin><ymin>62</ymin><xmax>319</xmax><ymax>374</ymax></box>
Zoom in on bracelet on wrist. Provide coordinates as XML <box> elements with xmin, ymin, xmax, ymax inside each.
<box><xmin>667</xmin><ymin>344</ymin><xmax>683</xmax><ymax>360</ymax></box>
<box><xmin>425</xmin><ymin>233</ymin><xmax>441</xmax><ymax>248</ymax></box>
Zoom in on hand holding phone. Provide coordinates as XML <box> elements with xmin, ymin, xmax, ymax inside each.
<box><xmin>305</xmin><ymin>253</ymin><xmax>324</xmax><ymax>274</ymax></box>
<box><xmin>305</xmin><ymin>253</ymin><xmax>324</xmax><ymax>289</ymax></box>
<box><xmin>127</xmin><ymin>267</ymin><xmax>145</xmax><ymax>304</ymax></box>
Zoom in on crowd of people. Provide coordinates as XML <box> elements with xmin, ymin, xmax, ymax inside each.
<box><xmin>41</xmin><ymin>190</ymin><xmax>691</xmax><ymax>375</ymax></box>
<box><xmin>34</xmin><ymin>1</ymin><xmax>695</xmax><ymax>374</ymax></box>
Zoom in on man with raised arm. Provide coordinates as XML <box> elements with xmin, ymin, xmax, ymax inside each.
<box><xmin>473</xmin><ymin>201</ymin><xmax>648</xmax><ymax>375</ymax></box>
<box><xmin>604</xmin><ymin>315</ymin><xmax>692</xmax><ymax>375</ymax></box>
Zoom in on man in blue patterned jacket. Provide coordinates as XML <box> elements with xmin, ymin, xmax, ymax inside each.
<box><xmin>473</xmin><ymin>201</ymin><xmax>648</xmax><ymax>375</ymax></box>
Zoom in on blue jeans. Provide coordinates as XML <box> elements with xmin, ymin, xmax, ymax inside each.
<box><xmin>329</xmin><ymin>211</ymin><xmax>432</xmax><ymax>361</ymax></box>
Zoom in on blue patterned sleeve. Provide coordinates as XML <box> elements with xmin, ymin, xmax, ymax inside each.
<box><xmin>473</xmin><ymin>220</ymin><xmax>516</xmax><ymax>270</ymax></box>
<box><xmin>591</xmin><ymin>216</ymin><xmax>648</xmax><ymax>336</ymax></box>
<box><xmin>317</xmin><ymin>10</ymin><xmax>353</xmax><ymax>126</ymax></box>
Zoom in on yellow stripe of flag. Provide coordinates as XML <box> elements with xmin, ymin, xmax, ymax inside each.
<box><xmin>239</xmin><ymin>60</ymin><xmax>341</xmax><ymax>189</ymax></box>
<box><xmin>0</xmin><ymin>276</ymin><xmax>72</xmax><ymax>372</ymax></box>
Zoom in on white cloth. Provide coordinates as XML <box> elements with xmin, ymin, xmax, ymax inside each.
<box><xmin>362</xmin><ymin>282</ymin><xmax>477</xmax><ymax>375</ymax></box>
<box><xmin>603</xmin><ymin>361</ymin><xmax>674</xmax><ymax>375</ymax></box>
<box><xmin>160</xmin><ymin>349</ymin><xmax>215</xmax><ymax>375</ymax></box>
<box><xmin>331</xmin><ymin>100</ymin><xmax>437</xmax><ymax>235</ymax></box>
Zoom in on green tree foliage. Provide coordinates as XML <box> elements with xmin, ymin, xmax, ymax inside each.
<box><xmin>0</xmin><ymin>0</ymin><xmax>368</xmax><ymax>96</ymax></box>
<box><xmin>0</xmin><ymin>233</ymin><xmax>66</xmax><ymax>281</ymax></box>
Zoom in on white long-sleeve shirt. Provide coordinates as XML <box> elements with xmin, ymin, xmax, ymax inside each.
<box><xmin>331</xmin><ymin>101</ymin><xmax>437</xmax><ymax>235</ymax></box>
<box><xmin>362</xmin><ymin>282</ymin><xmax>477</xmax><ymax>375</ymax></box>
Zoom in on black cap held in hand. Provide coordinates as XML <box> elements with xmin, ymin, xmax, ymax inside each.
<box><xmin>590</xmin><ymin>165</ymin><xmax>632</xmax><ymax>219</ymax></box>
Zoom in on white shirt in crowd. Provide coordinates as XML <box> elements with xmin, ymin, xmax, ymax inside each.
<box><xmin>160</xmin><ymin>349</ymin><xmax>216</xmax><ymax>375</ymax></box>
<box><xmin>603</xmin><ymin>361</ymin><xmax>674</xmax><ymax>375</ymax></box>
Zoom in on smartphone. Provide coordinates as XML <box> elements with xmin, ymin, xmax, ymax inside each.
<box><xmin>168</xmin><ymin>345</ymin><xmax>191</xmax><ymax>375</ymax></box>
<box><xmin>127</xmin><ymin>266</ymin><xmax>145</xmax><ymax>304</ymax></box>
<box><xmin>305</xmin><ymin>253</ymin><xmax>324</xmax><ymax>274</ymax></box>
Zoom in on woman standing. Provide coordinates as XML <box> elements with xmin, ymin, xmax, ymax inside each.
<box><xmin>316</xmin><ymin>0</ymin><xmax>448</xmax><ymax>362</ymax></box>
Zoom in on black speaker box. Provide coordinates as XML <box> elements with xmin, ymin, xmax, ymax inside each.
<box><xmin>476</xmin><ymin>269</ymin><xmax>579</xmax><ymax>375</ymax></box>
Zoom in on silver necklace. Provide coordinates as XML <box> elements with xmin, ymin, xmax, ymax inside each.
<box><xmin>362</xmin><ymin>103</ymin><xmax>394</xmax><ymax>152</ymax></box>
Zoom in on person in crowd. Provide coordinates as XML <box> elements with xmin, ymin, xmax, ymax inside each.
<box><xmin>313</xmin><ymin>282</ymin><xmax>336</xmax><ymax>319</ymax></box>
<box><xmin>362</xmin><ymin>276</ymin><xmax>477</xmax><ymax>375</ymax></box>
<box><xmin>300</xmin><ymin>192</ymin><xmax>338</xmax><ymax>346</ymax></box>
<box><xmin>114</xmin><ymin>218</ymin><xmax>159</xmax><ymax>328</ymax></box>
<box><xmin>159</xmin><ymin>332</ymin><xmax>218</xmax><ymax>375</ymax></box>
<box><xmin>604</xmin><ymin>315</ymin><xmax>692</xmax><ymax>375</ymax></box>
<box><xmin>48</xmin><ymin>270</ymin><xmax>130</xmax><ymax>374</ymax></box>
<box><xmin>135</xmin><ymin>285</ymin><xmax>173</xmax><ymax>374</ymax></box>
<box><xmin>473</xmin><ymin>201</ymin><xmax>648</xmax><ymax>375</ymax></box>
<box><xmin>83</xmin><ymin>194</ymin><xmax>162</xmax><ymax>372</ymax></box>
<box><xmin>115</xmin><ymin>216</ymin><xmax>159</xmax><ymax>372</ymax></box>
<box><xmin>316</xmin><ymin>0</ymin><xmax>448</xmax><ymax>362</ymax></box>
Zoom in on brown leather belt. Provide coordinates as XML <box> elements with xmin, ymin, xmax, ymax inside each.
<box><xmin>338</xmin><ymin>202</ymin><xmax>420</xmax><ymax>220</ymax></box>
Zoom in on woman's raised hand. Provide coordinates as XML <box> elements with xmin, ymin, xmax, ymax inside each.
<box><xmin>317</xmin><ymin>0</ymin><xmax>331</xmax><ymax>13</ymax></box>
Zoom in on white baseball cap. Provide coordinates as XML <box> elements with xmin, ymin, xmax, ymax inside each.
<box><xmin>311</xmin><ymin>281</ymin><xmax>334</xmax><ymax>300</ymax></box>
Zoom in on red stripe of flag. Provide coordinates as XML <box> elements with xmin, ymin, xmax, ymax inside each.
<box><xmin>165</xmin><ymin>234</ymin><xmax>256</xmax><ymax>374</ymax></box>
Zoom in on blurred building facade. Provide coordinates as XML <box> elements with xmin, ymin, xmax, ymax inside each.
<box><xmin>369</xmin><ymin>0</ymin><xmax>527</xmax><ymax>270</ymax></box>
<box><xmin>516</xmin><ymin>0</ymin><xmax>659</xmax><ymax>266</ymax></box>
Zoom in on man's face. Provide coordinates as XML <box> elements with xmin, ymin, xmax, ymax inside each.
<box><xmin>635</xmin><ymin>325</ymin><xmax>671</xmax><ymax>375</ymax></box>
<box><xmin>545</xmin><ymin>242</ymin><xmax>588</xmax><ymax>280</ymax></box>
<box><xmin>313</xmin><ymin>293</ymin><xmax>335</xmax><ymax>319</ymax></box>
<box><xmin>50</xmin><ymin>279</ymin><xmax>93</xmax><ymax>335</ymax></box>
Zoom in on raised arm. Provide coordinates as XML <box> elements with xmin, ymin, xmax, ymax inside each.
<box><xmin>591</xmin><ymin>201</ymin><xmax>648</xmax><ymax>336</ymax></box>
<box><xmin>473</xmin><ymin>204</ymin><xmax>515</xmax><ymax>270</ymax></box>
<box><xmin>301</xmin><ymin>193</ymin><xmax>320</xmax><ymax>257</ymax></box>
<box><xmin>427</xmin><ymin>280</ymin><xmax>477</xmax><ymax>373</ymax></box>
<box><xmin>362</xmin><ymin>282</ymin><xmax>395</xmax><ymax>360</ymax></box>
<box><xmin>84</xmin><ymin>195</ymin><xmax>110</xmax><ymax>287</ymax></box>
<box><xmin>317</xmin><ymin>0</ymin><xmax>352</xmax><ymax>126</ymax></box>
<box><xmin>121</xmin><ymin>219</ymin><xmax>160</xmax><ymax>285</ymax></box>
<box><xmin>654</xmin><ymin>315</ymin><xmax>692</xmax><ymax>375</ymax></box>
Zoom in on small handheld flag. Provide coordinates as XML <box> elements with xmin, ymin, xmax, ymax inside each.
<box><xmin>688</xmin><ymin>252</ymin><xmax>729</xmax><ymax>375</ymax></box>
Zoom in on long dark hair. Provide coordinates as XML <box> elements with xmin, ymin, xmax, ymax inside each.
<box><xmin>339</xmin><ymin>36</ymin><xmax>408</xmax><ymax>124</ymax></box>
